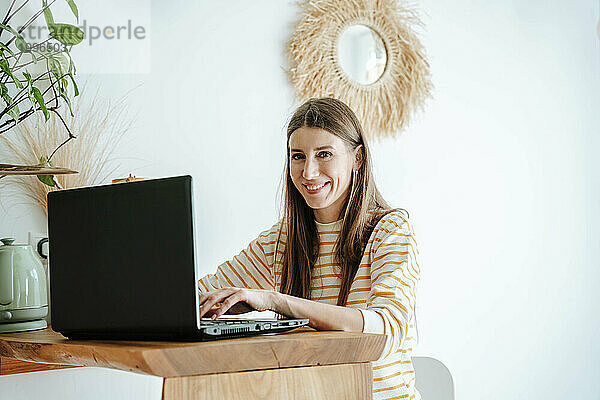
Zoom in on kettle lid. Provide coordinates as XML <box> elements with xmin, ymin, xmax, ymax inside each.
<box><xmin>0</xmin><ymin>238</ymin><xmax>15</xmax><ymax>246</ymax></box>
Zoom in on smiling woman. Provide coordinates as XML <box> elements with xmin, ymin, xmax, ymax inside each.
<box><xmin>289</xmin><ymin>126</ymin><xmax>361</xmax><ymax>223</ymax></box>
<box><xmin>198</xmin><ymin>97</ymin><xmax>422</xmax><ymax>400</ymax></box>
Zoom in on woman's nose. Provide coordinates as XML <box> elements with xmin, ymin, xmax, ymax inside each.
<box><xmin>302</xmin><ymin>159</ymin><xmax>319</xmax><ymax>180</ymax></box>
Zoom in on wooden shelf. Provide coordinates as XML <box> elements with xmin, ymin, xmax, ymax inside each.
<box><xmin>0</xmin><ymin>163</ymin><xmax>77</xmax><ymax>176</ymax></box>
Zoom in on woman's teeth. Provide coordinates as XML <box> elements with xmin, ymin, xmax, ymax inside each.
<box><xmin>305</xmin><ymin>182</ymin><xmax>328</xmax><ymax>191</ymax></box>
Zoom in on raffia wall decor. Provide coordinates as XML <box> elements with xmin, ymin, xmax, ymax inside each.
<box><xmin>286</xmin><ymin>0</ymin><xmax>432</xmax><ymax>139</ymax></box>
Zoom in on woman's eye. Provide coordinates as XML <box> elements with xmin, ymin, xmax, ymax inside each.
<box><xmin>318</xmin><ymin>151</ymin><xmax>332</xmax><ymax>158</ymax></box>
<box><xmin>291</xmin><ymin>153</ymin><xmax>304</xmax><ymax>160</ymax></box>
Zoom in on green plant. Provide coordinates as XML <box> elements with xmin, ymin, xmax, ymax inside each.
<box><xmin>0</xmin><ymin>0</ymin><xmax>83</xmax><ymax>182</ymax></box>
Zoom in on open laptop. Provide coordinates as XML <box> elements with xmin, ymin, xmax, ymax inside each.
<box><xmin>47</xmin><ymin>175</ymin><xmax>308</xmax><ymax>341</ymax></box>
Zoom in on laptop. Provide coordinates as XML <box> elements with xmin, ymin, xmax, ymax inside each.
<box><xmin>47</xmin><ymin>175</ymin><xmax>308</xmax><ymax>341</ymax></box>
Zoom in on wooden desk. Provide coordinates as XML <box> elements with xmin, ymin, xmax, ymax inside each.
<box><xmin>0</xmin><ymin>327</ymin><xmax>385</xmax><ymax>399</ymax></box>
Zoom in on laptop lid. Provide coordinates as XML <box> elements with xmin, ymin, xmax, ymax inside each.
<box><xmin>47</xmin><ymin>175</ymin><xmax>200</xmax><ymax>334</ymax></box>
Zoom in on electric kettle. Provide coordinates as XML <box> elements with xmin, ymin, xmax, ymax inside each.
<box><xmin>0</xmin><ymin>238</ymin><xmax>48</xmax><ymax>333</ymax></box>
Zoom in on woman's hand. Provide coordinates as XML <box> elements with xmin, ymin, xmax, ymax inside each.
<box><xmin>198</xmin><ymin>287</ymin><xmax>364</xmax><ymax>332</ymax></box>
<box><xmin>198</xmin><ymin>287</ymin><xmax>275</xmax><ymax>319</ymax></box>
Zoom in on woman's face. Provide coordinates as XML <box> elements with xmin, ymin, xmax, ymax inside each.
<box><xmin>289</xmin><ymin>126</ymin><xmax>361</xmax><ymax>223</ymax></box>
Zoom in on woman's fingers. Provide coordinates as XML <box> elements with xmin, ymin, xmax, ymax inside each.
<box><xmin>198</xmin><ymin>288</ymin><xmax>238</xmax><ymax>317</ymax></box>
<box><xmin>198</xmin><ymin>288</ymin><xmax>272</xmax><ymax>319</ymax></box>
<box><xmin>198</xmin><ymin>289</ymin><xmax>228</xmax><ymax>305</ymax></box>
<box><xmin>198</xmin><ymin>287</ymin><xmax>236</xmax><ymax>305</ymax></box>
<box><xmin>211</xmin><ymin>291</ymin><xmax>245</xmax><ymax>319</ymax></box>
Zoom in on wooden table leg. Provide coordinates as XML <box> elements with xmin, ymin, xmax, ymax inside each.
<box><xmin>162</xmin><ymin>362</ymin><xmax>372</xmax><ymax>400</ymax></box>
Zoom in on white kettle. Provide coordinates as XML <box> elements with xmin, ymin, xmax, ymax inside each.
<box><xmin>0</xmin><ymin>237</ymin><xmax>48</xmax><ymax>333</ymax></box>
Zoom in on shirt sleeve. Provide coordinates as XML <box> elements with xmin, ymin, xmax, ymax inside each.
<box><xmin>197</xmin><ymin>223</ymin><xmax>281</xmax><ymax>293</ymax></box>
<box><xmin>359</xmin><ymin>308</ymin><xmax>385</xmax><ymax>334</ymax></box>
<box><xmin>365</xmin><ymin>211</ymin><xmax>421</xmax><ymax>358</ymax></box>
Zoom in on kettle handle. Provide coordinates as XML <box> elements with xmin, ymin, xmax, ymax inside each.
<box><xmin>0</xmin><ymin>248</ymin><xmax>14</xmax><ymax>306</ymax></box>
<box><xmin>37</xmin><ymin>238</ymin><xmax>49</xmax><ymax>260</ymax></box>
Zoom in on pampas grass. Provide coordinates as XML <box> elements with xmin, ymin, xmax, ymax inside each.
<box><xmin>0</xmin><ymin>88</ymin><xmax>133</xmax><ymax>216</ymax></box>
<box><xmin>287</xmin><ymin>0</ymin><xmax>432</xmax><ymax>139</ymax></box>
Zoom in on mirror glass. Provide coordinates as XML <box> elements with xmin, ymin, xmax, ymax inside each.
<box><xmin>338</xmin><ymin>25</ymin><xmax>387</xmax><ymax>85</ymax></box>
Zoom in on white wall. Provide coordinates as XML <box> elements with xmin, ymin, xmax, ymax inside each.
<box><xmin>1</xmin><ymin>1</ymin><xmax>598</xmax><ymax>399</ymax></box>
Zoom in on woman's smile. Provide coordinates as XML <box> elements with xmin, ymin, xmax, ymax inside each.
<box><xmin>303</xmin><ymin>181</ymin><xmax>330</xmax><ymax>194</ymax></box>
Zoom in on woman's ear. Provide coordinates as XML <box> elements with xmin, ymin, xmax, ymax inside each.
<box><xmin>353</xmin><ymin>145</ymin><xmax>364</xmax><ymax>170</ymax></box>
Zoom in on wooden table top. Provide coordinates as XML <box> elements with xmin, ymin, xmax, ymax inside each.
<box><xmin>0</xmin><ymin>327</ymin><xmax>386</xmax><ymax>377</ymax></box>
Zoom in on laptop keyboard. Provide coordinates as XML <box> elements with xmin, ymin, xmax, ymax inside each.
<box><xmin>199</xmin><ymin>319</ymin><xmax>253</xmax><ymax>325</ymax></box>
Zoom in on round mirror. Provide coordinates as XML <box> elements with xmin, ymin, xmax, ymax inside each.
<box><xmin>337</xmin><ymin>25</ymin><xmax>387</xmax><ymax>85</ymax></box>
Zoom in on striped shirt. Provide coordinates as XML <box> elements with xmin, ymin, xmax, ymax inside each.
<box><xmin>198</xmin><ymin>211</ymin><xmax>421</xmax><ymax>400</ymax></box>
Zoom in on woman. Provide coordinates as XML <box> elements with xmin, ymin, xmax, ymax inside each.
<box><xmin>198</xmin><ymin>97</ymin><xmax>421</xmax><ymax>400</ymax></box>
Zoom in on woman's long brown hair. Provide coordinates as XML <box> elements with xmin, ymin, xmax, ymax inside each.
<box><xmin>276</xmin><ymin>98</ymin><xmax>407</xmax><ymax>306</ymax></box>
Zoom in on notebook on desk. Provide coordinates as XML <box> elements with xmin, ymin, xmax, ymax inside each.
<box><xmin>46</xmin><ymin>175</ymin><xmax>308</xmax><ymax>341</ymax></box>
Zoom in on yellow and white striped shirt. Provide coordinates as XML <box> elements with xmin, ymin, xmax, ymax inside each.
<box><xmin>198</xmin><ymin>211</ymin><xmax>421</xmax><ymax>400</ymax></box>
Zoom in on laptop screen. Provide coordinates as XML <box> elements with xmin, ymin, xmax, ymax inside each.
<box><xmin>47</xmin><ymin>175</ymin><xmax>199</xmax><ymax>334</ymax></box>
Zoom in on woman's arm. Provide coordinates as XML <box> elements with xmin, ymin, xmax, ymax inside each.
<box><xmin>364</xmin><ymin>212</ymin><xmax>421</xmax><ymax>358</ymax></box>
<box><xmin>198</xmin><ymin>287</ymin><xmax>364</xmax><ymax>332</ymax></box>
<box><xmin>273</xmin><ymin>292</ymin><xmax>364</xmax><ymax>331</ymax></box>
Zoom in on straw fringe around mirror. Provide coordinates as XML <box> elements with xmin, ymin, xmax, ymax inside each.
<box><xmin>287</xmin><ymin>0</ymin><xmax>432</xmax><ymax>139</ymax></box>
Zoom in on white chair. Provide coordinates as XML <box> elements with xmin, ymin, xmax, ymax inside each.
<box><xmin>413</xmin><ymin>356</ymin><xmax>454</xmax><ymax>400</ymax></box>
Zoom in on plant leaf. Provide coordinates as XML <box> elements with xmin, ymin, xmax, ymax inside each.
<box><xmin>65</xmin><ymin>0</ymin><xmax>79</xmax><ymax>24</ymax></box>
<box><xmin>0</xmin><ymin>23</ymin><xmax>30</xmax><ymax>53</ymax></box>
<box><xmin>49</xmin><ymin>24</ymin><xmax>84</xmax><ymax>46</ymax></box>
<box><xmin>49</xmin><ymin>56</ymin><xmax>60</xmax><ymax>75</ymax></box>
<box><xmin>15</xmin><ymin>37</ymin><xmax>29</xmax><ymax>53</ymax></box>
<box><xmin>37</xmin><ymin>174</ymin><xmax>58</xmax><ymax>187</ymax></box>
<box><xmin>48</xmin><ymin>55</ymin><xmax>63</xmax><ymax>85</ymax></box>
<box><xmin>0</xmin><ymin>23</ymin><xmax>17</xmax><ymax>35</ymax></box>
<box><xmin>15</xmin><ymin>36</ymin><xmax>29</xmax><ymax>53</ymax></box>
<box><xmin>0</xmin><ymin>59</ymin><xmax>24</xmax><ymax>88</ymax></box>
<box><xmin>22</xmin><ymin>70</ymin><xmax>32</xmax><ymax>84</ymax></box>
<box><xmin>37</xmin><ymin>157</ymin><xmax>59</xmax><ymax>187</ymax></box>
<box><xmin>67</xmin><ymin>72</ymin><xmax>79</xmax><ymax>96</ymax></box>
<box><xmin>54</xmin><ymin>52</ymin><xmax>71</xmax><ymax>74</ymax></box>
<box><xmin>22</xmin><ymin>70</ymin><xmax>37</xmax><ymax>111</ymax></box>
<box><xmin>1</xmin><ymin>91</ymin><xmax>20</xmax><ymax>122</ymax></box>
<box><xmin>54</xmin><ymin>52</ymin><xmax>74</xmax><ymax>90</ymax></box>
<box><xmin>0</xmin><ymin>43</ymin><xmax>16</xmax><ymax>59</ymax></box>
<box><xmin>42</xmin><ymin>0</ymin><xmax>55</xmax><ymax>26</ymax></box>
<box><xmin>64</xmin><ymin>50</ymin><xmax>77</xmax><ymax>74</ymax></box>
<box><xmin>32</xmin><ymin>86</ymin><xmax>49</xmax><ymax>122</ymax></box>
<box><xmin>59</xmin><ymin>86</ymin><xmax>74</xmax><ymax>117</ymax></box>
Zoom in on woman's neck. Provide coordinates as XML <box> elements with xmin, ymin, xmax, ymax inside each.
<box><xmin>313</xmin><ymin>207</ymin><xmax>342</xmax><ymax>224</ymax></box>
